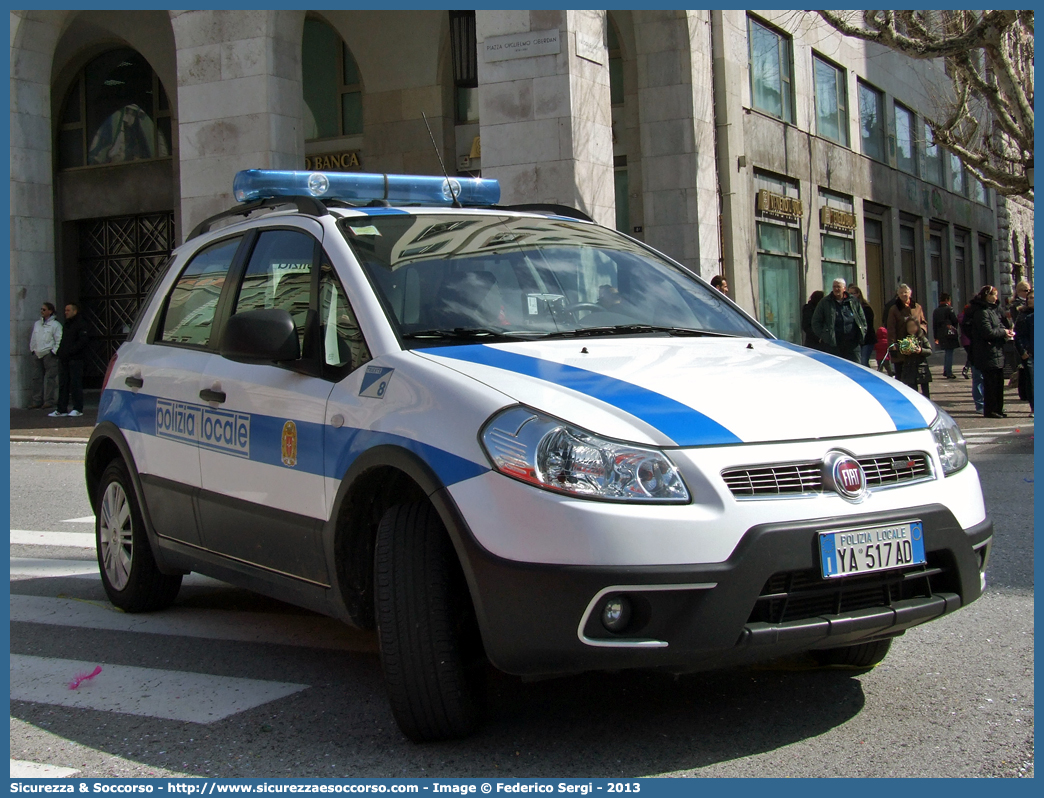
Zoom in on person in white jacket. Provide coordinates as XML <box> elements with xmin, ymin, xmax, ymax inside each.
<box><xmin>28</xmin><ymin>302</ymin><xmax>62</xmax><ymax>408</ymax></box>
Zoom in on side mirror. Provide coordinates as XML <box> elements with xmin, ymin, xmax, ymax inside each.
<box><xmin>221</xmin><ymin>308</ymin><xmax>301</xmax><ymax>363</ymax></box>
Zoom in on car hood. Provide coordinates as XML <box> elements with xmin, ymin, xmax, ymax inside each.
<box><xmin>414</xmin><ymin>337</ymin><xmax>938</xmax><ymax>447</ymax></box>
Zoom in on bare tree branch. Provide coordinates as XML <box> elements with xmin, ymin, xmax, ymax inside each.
<box><xmin>815</xmin><ymin>10</ymin><xmax>1033</xmax><ymax>199</ymax></box>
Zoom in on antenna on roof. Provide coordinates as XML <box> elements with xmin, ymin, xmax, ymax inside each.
<box><xmin>421</xmin><ymin>111</ymin><xmax>462</xmax><ymax>208</ymax></box>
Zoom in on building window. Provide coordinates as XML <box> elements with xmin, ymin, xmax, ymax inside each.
<box><xmin>748</xmin><ymin>17</ymin><xmax>794</xmax><ymax>123</ymax></box>
<box><xmin>755</xmin><ymin>173</ymin><xmax>802</xmax><ymax>343</ymax></box>
<box><xmin>978</xmin><ymin>237</ymin><xmax>993</xmax><ymax>288</ymax></box>
<box><xmin>608</xmin><ymin>18</ymin><xmax>624</xmax><ymax>105</ymax></box>
<box><xmin>900</xmin><ymin>224</ymin><xmax>917</xmax><ymax>287</ymax></box>
<box><xmin>858</xmin><ymin>81</ymin><xmax>885</xmax><ymax>161</ymax></box>
<box><xmin>894</xmin><ymin>103</ymin><xmax>916</xmax><ymax>175</ymax></box>
<box><xmin>614</xmin><ymin>166</ymin><xmax>629</xmax><ymax>233</ymax></box>
<box><xmin>949</xmin><ymin>152</ymin><xmax>965</xmax><ymax>195</ymax></box>
<box><xmin>924</xmin><ymin>123</ymin><xmax>943</xmax><ymax>185</ymax></box>
<box><xmin>820</xmin><ymin>191</ymin><xmax>856</xmax><ymax>288</ymax></box>
<box><xmin>58</xmin><ymin>49</ymin><xmax>172</xmax><ymax>170</ymax></box>
<box><xmin>970</xmin><ymin>174</ymin><xmax>987</xmax><ymax>205</ymax></box>
<box><xmin>303</xmin><ymin>17</ymin><xmax>363</xmax><ymax>140</ymax></box>
<box><xmin>813</xmin><ymin>55</ymin><xmax>848</xmax><ymax>146</ymax></box>
<box><xmin>450</xmin><ymin>11</ymin><xmax>479</xmax><ymax>123</ymax></box>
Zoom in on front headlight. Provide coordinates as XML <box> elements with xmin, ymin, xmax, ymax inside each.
<box><xmin>480</xmin><ymin>406</ymin><xmax>690</xmax><ymax>502</ymax></box>
<box><xmin>930</xmin><ymin>408</ymin><xmax>969</xmax><ymax>475</ymax></box>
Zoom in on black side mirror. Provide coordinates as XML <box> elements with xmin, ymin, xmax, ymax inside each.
<box><xmin>221</xmin><ymin>308</ymin><xmax>301</xmax><ymax>363</ymax></box>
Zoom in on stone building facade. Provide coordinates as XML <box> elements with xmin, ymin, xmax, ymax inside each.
<box><xmin>9</xmin><ymin>8</ymin><xmax>1032</xmax><ymax>405</ymax></box>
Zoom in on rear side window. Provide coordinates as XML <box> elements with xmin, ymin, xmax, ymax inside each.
<box><xmin>160</xmin><ymin>237</ymin><xmax>241</xmax><ymax>347</ymax></box>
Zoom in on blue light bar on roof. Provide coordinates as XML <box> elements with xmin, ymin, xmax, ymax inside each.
<box><xmin>233</xmin><ymin>169</ymin><xmax>500</xmax><ymax>206</ymax></box>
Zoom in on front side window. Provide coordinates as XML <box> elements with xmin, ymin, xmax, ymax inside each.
<box><xmin>233</xmin><ymin>230</ymin><xmax>317</xmax><ymax>349</ymax></box>
<box><xmin>748</xmin><ymin>17</ymin><xmax>794</xmax><ymax>123</ymax></box>
<box><xmin>858</xmin><ymin>81</ymin><xmax>885</xmax><ymax>161</ymax></box>
<box><xmin>160</xmin><ymin>237</ymin><xmax>242</xmax><ymax>347</ymax></box>
<box><xmin>59</xmin><ymin>48</ymin><xmax>172</xmax><ymax>170</ymax></box>
<box><xmin>342</xmin><ymin>214</ymin><xmax>765</xmax><ymax>344</ymax></box>
<box><xmin>895</xmin><ymin>103</ymin><xmax>916</xmax><ymax>174</ymax></box>
<box><xmin>814</xmin><ymin>55</ymin><xmax>848</xmax><ymax>146</ymax></box>
<box><xmin>319</xmin><ymin>257</ymin><xmax>371</xmax><ymax>375</ymax></box>
<box><xmin>303</xmin><ymin>17</ymin><xmax>363</xmax><ymax>140</ymax></box>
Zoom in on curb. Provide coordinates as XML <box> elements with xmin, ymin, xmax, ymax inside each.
<box><xmin>11</xmin><ymin>435</ymin><xmax>91</xmax><ymax>444</ymax></box>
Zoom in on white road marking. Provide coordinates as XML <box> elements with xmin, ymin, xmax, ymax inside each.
<box><xmin>10</xmin><ymin>595</ymin><xmax>377</xmax><ymax>653</ymax></box>
<box><xmin>61</xmin><ymin>516</ymin><xmax>95</xmax><ymax>524</ymax></box>
<box><xmin>11</xmin><ymin>654</ymin><xmax>308</xmax><ymax>724</ymax></box>
<box><xmin>11</xmin><ymin>530</ymin><xmax>94</xmax><ymax>549</ymax></box>
<box><xmin>10</xmin><ymin>557</ymin><xmax>228</xmax><ymax>587</ymax></box>
<box><xmin>9</xmin><ymin>759</ymin><xmax>79</xmax><ymax>778</ymax></box>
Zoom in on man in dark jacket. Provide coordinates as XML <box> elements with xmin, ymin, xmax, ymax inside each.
<box><xmin>50</xmin><ymin>302</ymin><xmax>89</xmax><ymax>418</ymax></box>
<box><xmin>811</xmin><ymin>278</ymin><xmax>867</xmax><ymax>362</ymax></box>
<box><xmin>969</xmin><ymin>285</ymin><xmax>1015</xmax><ymax>419</ymax></box>
<box><xmin>932</xmin><ymin>293</ymin><xmax>961</xmax><ymax>379</ymax></box>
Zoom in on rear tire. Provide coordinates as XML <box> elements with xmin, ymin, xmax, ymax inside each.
<box><xmin>812</xmin><ymin>638</ymin><xmax>892</xmax><ymax>668</ymax></box>
<box><xmin>374</xmin><ymin>501</ymin><xmax>484</xmax><ymax>741</ymax></box>
<box><xmin>96</xmin><ymin>459</ymin><xmax>182</xmax><ymax>612</ymax></box>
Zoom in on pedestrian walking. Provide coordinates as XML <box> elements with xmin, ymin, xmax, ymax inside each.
<box><xmin>968</xmin><ymin>284</ymin><xmax>1015</xmax><ymax>419</ymax></box>
<box><xmin>50</xmin><ymin>302</ymin><xmax>90</xmax><ymax>418</ymax></box>
<box><xmin>811</xmin><ymin>278</ymin><xmax>866</xmax><ymax>362</ymax></box>
<box><xmin>959</xmin><ymin>304</ymin><xmax>985</xmax><ymax>412</ymax></box>
<box><xmin>28</xmin><ymin>301</ymin><xmax>62</xmax><ymax>409</ymax></box>
<box><xmin>847</xmin><ymin>285</ymin><xmax>876</xmax><ymax>367</ymax></box>
<box><xmin>801</xmin><ymin>290</ymin><xmax>824</xmax><ymax>350</ymax></box>
<box><xmin>885</xmin><ymin>283</ymin><xmax>927</xmax><ymax>383</ymax></box>
<box><xmin>932</xmin><ymin>293</ymin><xmax>961</xmax><ymax>379</ymax></box>
<box><xmin>890</xmin><ymin>316</ymin><xmax>932</xmax><ymax>397</ymax></box>
<box><xmin>1014</xmin><ymin>289</ymin><xmax>1033</xmax><ymax>417</ymax></box>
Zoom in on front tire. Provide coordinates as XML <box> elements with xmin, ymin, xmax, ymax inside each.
<box><xmin>374</xmin><ymin>501</ymin><xmax>484</xmax><ymax>742</ymax></box>
<box><xmin>812</xmin><ymin>638</ymin><xmax>892</xmax><ymax>668</ymax></box>
<box><xmin>96</xmin><ymin>459</ymin><xmax>182</xmax><ymax>612</ymax></box>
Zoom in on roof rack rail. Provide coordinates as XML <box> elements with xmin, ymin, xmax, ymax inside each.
<box><xmin>498</xmin><ymin>203</ymin><xmax>593</xmax><ymax>223</ymax></box>
<box><xmin>187</xmin><ymin>195</ymin><xmax>330</xmax><ymax>241</ymax></box>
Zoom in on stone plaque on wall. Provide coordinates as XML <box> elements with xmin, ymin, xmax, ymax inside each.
<box><xmin>483</xmin><ymin>29</ymin><xmax>561</xmax><ymax>62</ymax></box>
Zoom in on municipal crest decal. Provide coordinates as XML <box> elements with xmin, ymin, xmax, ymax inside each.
<box><xmin>281</xmin><ymin>420</ymin><xmax>298</xmax><ymax>467</ymax></box>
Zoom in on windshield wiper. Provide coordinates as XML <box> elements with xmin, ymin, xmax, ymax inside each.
<box><xmin>402</xmin><ymin>327</ymin><xmax>536</xmax><ymax>342</ymax></box>
<box><xmin>540</xmin><ymin>324</ymin><xmax>736</xmax><ymax>339</ymax></box>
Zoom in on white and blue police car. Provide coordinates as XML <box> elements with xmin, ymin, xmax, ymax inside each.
<box><xmin>86</xmin><ymin>169</ymin><xmax>992</xmax><ymax>741</ymax></box>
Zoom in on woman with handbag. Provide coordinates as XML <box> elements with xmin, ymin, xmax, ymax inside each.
<box><xmin>932</xmin><ymin>293</ymin><xmax>961</xmax><ymax>379</ymax></box>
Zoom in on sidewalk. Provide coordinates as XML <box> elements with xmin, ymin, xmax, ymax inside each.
<box><xmin>7</xmin><ymin>353</ymin><xmax>1033</xmax><ymax>443</ymax></box>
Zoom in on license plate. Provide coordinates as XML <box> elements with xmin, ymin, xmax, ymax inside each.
<box><xmin>819</xmin><ymin>521</ymin><xmax>926</xmax><ymax>579</ymax></box>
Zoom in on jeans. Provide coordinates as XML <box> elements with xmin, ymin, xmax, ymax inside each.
<box><xmin>942</xmin><ymin>347</ymin><xmax>955</xmax><ymax>376</ymax></box>
<box><xmin>859</xmin><ymin>343</ymin><xmax>874</xmax><ymax>368</ymax></box>
<box><xmin>57</xmin><ymin>358</ymin><xmax>84</xmax><ymax>413</ymax></box>
<box><xmin>971</xmin><ymin>366</ymin><xmax>985</xmax><ymax>411</ymax></box>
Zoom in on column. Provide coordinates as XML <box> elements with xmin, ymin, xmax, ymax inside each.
<box><xmin>476</xmin><ymin>10</ymin><xmax>614</xmax><ymax>227</ymax></box>
<box><xmin>171</xmin><ymin>10</ymin><xmax>306</xmax><ymax>239</ymax></box>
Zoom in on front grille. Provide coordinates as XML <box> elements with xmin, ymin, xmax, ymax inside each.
<box><xmin>747</xmin><ymin>554</ymin><xmax>954</xmax><ymax>625</ymax></box>
<box><xmin>722</xmin><ymin>451</ymin><xmax>931</xmax><ymax>498</ymax></box>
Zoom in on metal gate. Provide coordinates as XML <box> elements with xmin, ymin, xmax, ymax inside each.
<box><xmin>78</xmin><ymin>212</ymin><xmax>175</xmax><ymax>385</ymax></box>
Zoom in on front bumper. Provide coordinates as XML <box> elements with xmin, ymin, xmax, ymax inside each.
<box><xmin>437</xmin><ymin>496</ymin><xmax>992</xmax><ymax>676</ymax></box>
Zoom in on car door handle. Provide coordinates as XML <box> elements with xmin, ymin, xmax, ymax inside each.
<box><xmin>124</xmin><ymin>376</ymin><xmax>144</xmax><ymax>389</ymax></box>
<box><xmin>199</xmin><ymin>388</ymin><xmax>226</xmax><ymax>403</ymax></box>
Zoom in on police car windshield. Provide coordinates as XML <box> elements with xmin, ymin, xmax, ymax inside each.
<box><xmin>340</xmin><ymin>213</ymin><xmax>765</xmax><ymax>346</ymax></box>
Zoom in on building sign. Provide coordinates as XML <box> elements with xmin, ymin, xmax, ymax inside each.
<box><xmin>305</xmin><ymin>151</ymin><xmax>361</xmax><ymax>171</ymax></box>
<box><xmin>756</xmin><ymin>189</ymin><xmax>803</xmax><ymax>219</ymax></box>
<box><xmin>820</xmin><ymin>206</ymin><xmax>857</xmax><ymax>231</ymax></box>
<box><xmin>483</xmin><ymin>29</ymin><xmax>561</xmax><ymax>62</ymax></box>
<box><xmin>576</xmin><ymin>31</ymin><xmax>604</xmax><ymax>65</ymax></box>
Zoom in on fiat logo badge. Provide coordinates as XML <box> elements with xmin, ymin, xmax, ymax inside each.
<box><xmin>823</xmin><ymin>451</ymin><xmax>866</xmax><ymax>501</ymax></box>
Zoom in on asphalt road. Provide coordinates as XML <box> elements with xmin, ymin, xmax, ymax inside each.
<box><xmin>9</xmin><ymin>429</ymin><xmax>1034</xmax><ymax>779</ymax></box>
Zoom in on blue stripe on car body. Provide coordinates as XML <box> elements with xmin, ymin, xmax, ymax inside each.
<box><xmin>772</xmin><ymin>341</ymin><xmax>927</xmax><ymax>431</ymax></box>
<box><xmin>98</xmin><ymin>389</ymin><xmax>488</xmax><ymax>487</ymax></box>
<box><xmin>421</xmin><ymin>344</ymin><xmax>743</xmax><ymax>447</ymax></box>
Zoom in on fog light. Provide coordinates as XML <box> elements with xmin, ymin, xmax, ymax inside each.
<box><xmin>601</xmin><ymin>595</ymin><xmax>632</xmax><ymax>633</ymax></box>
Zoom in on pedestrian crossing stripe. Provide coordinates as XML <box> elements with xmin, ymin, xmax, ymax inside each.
<box><xmin>10</xmin><ymin>594</ymin><xmax>377</xmax><ymax>653</ymax></box>
<box><xmin>10</xmin><ymin>529</ymin><xmax>94</xmax><ymax>548</ymax></box>
<box><xmin>11</xmin><ymin>654</ymin><xmax>308</xmax><ymax>724</ymax></box>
